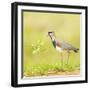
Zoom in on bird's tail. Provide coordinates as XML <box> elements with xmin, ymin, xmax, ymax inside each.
<box><xmin>74</xmin><ymin>48</ymin><xmax>79</xmax><ymax>53</ymax></box>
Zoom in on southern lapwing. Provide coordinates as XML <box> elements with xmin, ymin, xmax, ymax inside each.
<box><xmin>48</xmin><ymin>31</ymin><xmax>79</xmax><ymax>69</ymax></box>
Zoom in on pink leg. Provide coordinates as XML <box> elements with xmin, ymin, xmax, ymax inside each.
<box><xmin>61</xmin><ymin>52</ymin><xmax>63</xmax><ymax>70</ymax></box>
<box><xmin>67</xmin><ymin>51</ymin><xmax>70</xmax><ymax>65</ymax></box>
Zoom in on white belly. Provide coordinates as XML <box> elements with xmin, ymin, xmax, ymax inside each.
<box><xmin>56</xmin><ymin>46</ymin><xmax>62</xmax><ymax>52</ymax></box>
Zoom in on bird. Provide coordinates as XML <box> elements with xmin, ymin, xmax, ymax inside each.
<box><xmin>48</xmin><ymin>31</ymin><xmax>79</xmax><ymax>69</ymax></box>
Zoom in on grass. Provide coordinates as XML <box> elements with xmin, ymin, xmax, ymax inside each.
<box><xmin>23</xmin><ymin>50</ymin><xmax>80</xmax><ymax>77</ymax></box>
<box><xmin>23</xmin><ymin>11</ymin><xmax>80</xmax><ymax>77</ymax></box>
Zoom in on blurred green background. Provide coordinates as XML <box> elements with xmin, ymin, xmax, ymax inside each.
<box><xmin>23</xmin><ymin>11</ymin><xmax>80</xmax><ymax>77</ymax></box>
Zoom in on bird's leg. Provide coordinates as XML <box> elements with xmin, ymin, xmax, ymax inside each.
<box><xmin>67</xmin><ymin>51</ymin><xmax>70</xmax><ymax>65</ymax></box>
<box><xmin>60</xmin><ymin>52</ymin><xmax>63</xmax><ymax>70</ymax></box>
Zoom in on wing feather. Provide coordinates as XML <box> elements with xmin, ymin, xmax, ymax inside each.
<box><xmin>61</xmin><ymin>41</ymin><xmax>77</xmax><ymax>50</ymax></box>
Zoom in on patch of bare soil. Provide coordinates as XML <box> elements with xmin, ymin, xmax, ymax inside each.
<box><xmin>24</xmin><ymin>70</ymin><xmax>80</xmax><ymax>77</ymax></box>
<box><xmin>47</xmin><ymin>70</ymin><xmax>80</xmax><ymax>76</ymax></box>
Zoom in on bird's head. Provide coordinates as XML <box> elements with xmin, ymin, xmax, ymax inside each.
<box><xmin>48</xmin><ymin>32</ymin><xmax>55</xmax><ymax>37</ymax></box>
<box><xmin>48</xmin><ymin>31</ymin><xmax>56</xmax><ymax>41</ymax></box>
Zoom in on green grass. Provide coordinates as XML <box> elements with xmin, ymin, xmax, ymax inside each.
<box><xmin>23</xmin><ymin>49</ymin><xmax>80</xmax><ymax>77</ymax></box>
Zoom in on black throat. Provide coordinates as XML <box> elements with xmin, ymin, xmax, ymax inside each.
<box><xmin>52</xmin><ymin>40</ymin><xmax>56</xmax><ymax>48</ymax></box>
<box><xmin>49</xmin><ymin>36</ymin><xmax>56</xmax><ymax>48</ymax></box>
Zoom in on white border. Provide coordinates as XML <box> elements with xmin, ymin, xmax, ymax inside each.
<box><xmin>17</xmin><ymin>5</ymin><xmax>86</xmax><ymax>84</ymax></box>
